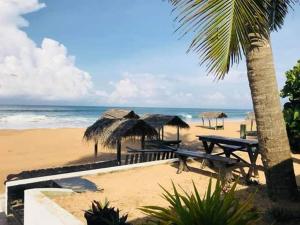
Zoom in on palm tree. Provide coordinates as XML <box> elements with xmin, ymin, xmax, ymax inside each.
<box><xmin>169</xmin><ymin>0</ymin><xmax>298</xmax><ymax>200</ymax></box>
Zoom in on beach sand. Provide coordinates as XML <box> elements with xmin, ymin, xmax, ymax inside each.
<box><xmin>0</xmin><ymin>120</ymin><xmax>298</xmax><ymax>194</ymax></box>
<box><xmin>1</xmin><ymin>120</ymin><xmax>300</xmax><ymax>224</ymax></box>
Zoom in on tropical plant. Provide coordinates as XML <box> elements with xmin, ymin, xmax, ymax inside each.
<box><xmin>140</xmin><ymin>179</ymin><xmax>258</xmax><ymax>225</ymax></box>
<box><xmin>281</xmin><ymin>60</ymin><xmax>300</xmax><ymax>152</ymax></box>
<box><xmin>84</xmin><ymin>200</ymin><xmax>132</xmax><ymax>225</ymax></box>
<box><xmin>168</xmin><ymin>0</ymin><xmax>299</xmax><ymax>200</ymax></box>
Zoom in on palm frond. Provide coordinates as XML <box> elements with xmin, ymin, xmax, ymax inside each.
<box><xmin>169</xmin><ymin>0</ymin><xmax>269</xmax><ymax>78</ymax></box>
<box><xmin>267</xmin><ymin>0</ymin><xmax>295</xmax><ymax>31</ymax></box>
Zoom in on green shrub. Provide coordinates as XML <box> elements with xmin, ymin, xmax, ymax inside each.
<box><xmin>84</xmin><ymin>200</ymin><xmax>132</xmax><ymax>225</ymax></box>
<box><xmin>281</xmin><ymin>60</ymin><xmax>300</xmax><ymax>153</ymax></box>
<box><xmin>140</xmin><ymin>179</ymin><xmax>258</xmax><ymax>225</ymax></box>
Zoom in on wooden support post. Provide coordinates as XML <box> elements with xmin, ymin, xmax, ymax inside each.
<box><xmin>202</xmin><ymin>118</ymin><xmax>204</xmax><ymax>126</ymax></box>
<box><xmin>208</xmin><ymin>119</ymin><xmax>211</xmax><ymax>128</ymax></box>
<box><xmin>141</xmin><ymin>134</ymin><xmax>145</xmax><ymax>149</ymax></box>
<box><xmin>161</xmin><ymin>126</ymin><xmax>164</xmax><ymax>141</ymax></box>
<box><xmin>177</xmin><ymin>126</ymin><xmax>180</xmax><ymax>148</ymax></box>
<box><xmin>117</xmin><ymin>139</ymin><xmax>121</xmax><ymax>165</ymax></box>
<box><xmin>215</xmin><ymin>118</ymin><xmax>217</xmax><ymax>129</ymax></box>
<box><xmin>250</xmin><ymin>120</ymin><xmax>253</xmax><ymax>131</ymax></box>
<box><xmin>94</xmin><ymin>141</ymin><xmax>98</xmax><ymax>159</ymax></box>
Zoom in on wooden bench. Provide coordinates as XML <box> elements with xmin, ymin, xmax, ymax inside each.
<box><xmin>175</xmin><ymin>149</ymin><xmax>247</xmax><ymax>182</ymax></box>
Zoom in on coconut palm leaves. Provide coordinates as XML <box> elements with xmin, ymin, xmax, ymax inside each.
<box><xmin>170</xmin><ymin>0</ymin><xmax>268</xmax><ymax>78</ymax></box>
<box><xmin>267</xmin><ymin>0</ymin><xmax>296</xmax><ymax>31</ymax></box>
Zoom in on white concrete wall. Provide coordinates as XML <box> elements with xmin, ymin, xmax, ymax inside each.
<box><xmin>24</xmin><ymin>188</ymin><xmax>83</xmax><ymax>225</ymax></box>
<box><xmin>5</xmin><ymin>158</ymin><xmax>177</xmax><ymax>215</ymax></box>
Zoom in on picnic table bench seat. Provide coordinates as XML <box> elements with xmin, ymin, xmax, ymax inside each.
<box><xmin>175</xmin><ymin>149</ymin><xmax>246</xmax><ymax>178</ymax></box>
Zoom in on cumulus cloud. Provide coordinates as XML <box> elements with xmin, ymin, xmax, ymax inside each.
<box><xmin>96</xmin><ymin>72</ymin><xmax>252</xmax><ymax>108</ymax></box>
<box><xmin>0</xmin><ymin>0</ymin><xmax>93</xmax><ymax>101</ymax></box>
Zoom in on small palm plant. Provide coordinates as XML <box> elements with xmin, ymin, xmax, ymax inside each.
<box><xmin>84</xmin><ymin>200</ymin><xmax>132</xmax><ymax>225</ymax></box>
<box><xmin>140</xmin><ymin>179</ymin><xmax>258</xmax><ymax>225</ymax></box>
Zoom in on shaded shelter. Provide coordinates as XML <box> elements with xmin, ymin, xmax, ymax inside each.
<box><xmin>84</xmin><ymin>109</ymin><xmax>140</xmax><ymax>158</ymax></box>
<box><xmin>199</xmin><ymin>112</ymin><xmax>227</xmax><ymax>130</ymax></box>
<box><xmin>141</xmin><ymin>114</ymin><xmax>189</xmax><ymax>144</ymax></box>
<box><xmin>100</xmin><ymin>119</ymin><xmax>158</xmax><ymax>164</ymax></box>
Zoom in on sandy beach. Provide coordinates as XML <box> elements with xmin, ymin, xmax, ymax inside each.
<box><xmin>1</xmin><ymin>120</ymin><xmax>299</xmax><ymax>195</ymax></box>
<box><xmin>0</xmin><ymin>120</ymin><xmax>249</xmax><ymax>193</ymax></box>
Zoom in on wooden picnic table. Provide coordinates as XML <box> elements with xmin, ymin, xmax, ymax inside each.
<box><xmin>197</xmin><ymin>135</ymin><xmax>260</xmax><ymax>180</ymax></box>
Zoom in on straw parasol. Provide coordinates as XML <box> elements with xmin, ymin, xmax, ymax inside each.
<box><xmin>199</xmin><ymin>112</ymin><xmax>228</xmax><ymax>119</ymax></box>
<box><xmin>84</xmin><ymin>109</ymin><xmax>140</xmax><ymax>158</ymax></box>
<box><xmin>90</xmin><ymin>119</ymin><xmax>158</xmax><ymax>164</ymax></box>
<box><xmin>141</xmin><ymin>114</ymin><xmax>189</xmax><ymax>141</ymax></box>
<box><xmin>102</xmin><ymin>109</ymin><xmax>140</xmax><ymax>119</ymax></box>
<box><xmin>199</xmin><ymin>112</ymin><xmax>228</xmax><ymax>130</ymax></box>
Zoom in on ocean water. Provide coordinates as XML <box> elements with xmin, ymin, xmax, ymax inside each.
<box><xmin>0</xmin><ymin>105</ymin><xmax>251</xmax><ymax>129</ymax></box>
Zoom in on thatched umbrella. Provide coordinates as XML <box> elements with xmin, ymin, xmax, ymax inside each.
<box><xmin>84</xmin><ymin>109</ymin><xmax>140</xmax><ymax>158</ymax></box>
<box><xmin>99</xmin><ymin>119</ymin><xmax>158</xmax><ymax>165</ymax></box>
<box><xmin>245</xmin><ymin>112</ymin><xmax>256</xmax><ymax>131</ymax></box>
<box><xmin>141</xmin><ymin>114</ymin><xmax>189</xmax><ymax>141</ymax></box>
<box><xmin>199</xmin><ymin>112</ymin><xmax>228</xmax><ymax>129</ymax></box>
<box><xmin>102</xmin><ymin>109</ymin><xmax>140</xmax><ymax>119</ymax></box>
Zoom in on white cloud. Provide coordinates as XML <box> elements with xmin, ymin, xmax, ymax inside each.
<box><xmin>95</xmin><ymin>72</ymin><xmax>252</xmax><ymax>108</ymax></box>
<box><xmin>0</xmin><ymin>0</ymin><xmax>93</xmax><ymax>101</ymax></box>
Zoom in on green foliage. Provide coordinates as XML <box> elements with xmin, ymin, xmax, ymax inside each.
<box><xmin>281</xmin><ymin>60</ymin><xmax>300</xmax><ymax>101</ymax></box>
<box><xmin>84</xmin><ymin>200</ymin><xmax>132</xmax><ymax>225</ymax></box>
<box><xmin>281</xmin><ymin>60</ymin><xmax>300</xmax><ymax>152</ymax></box>
<box><xmin>169</xmin><ymin>0</ymin><xmax>268</xmax><ymax>78</ymax></box>
<box><xmin>140</xmin><ymin>179</ymin><xmax>258</xmax><ymax>225</ymax></box>
<box><xmin>169</xmin><ymin>0</ymin><xmax>294</xmax><ymax>78</ymax></box>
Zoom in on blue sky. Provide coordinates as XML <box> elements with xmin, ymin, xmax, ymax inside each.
<box><xmin>0</xmin><ymin>0</ymin><xmax>299</xmax><ymax>109</ymax></box>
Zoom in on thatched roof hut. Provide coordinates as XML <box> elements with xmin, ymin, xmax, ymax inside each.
<box><xmin>199</xmin><ymin>112</ymin><xmax>227</xmax><ymax>130</ymax></box>
<box><xmin>84</xmin><ymin>109</ymin><xmax>141</xmax><ymax>159</ymax></box>
<box><xmin>101</xmin><ymin>119</ymin><xmax>158</xmax><ymax>148</ymax></box>
<box><xmin>199</xmin><ymin>112</ymin><xmax>228</xmax><ymax>119</ymax></box>
<box><xmin>95</xmin><ymin>119</ymin><xmax>157</xmax><ymax>164</ymax></box>
<box><xmin>141</xmin><ymin>114</ymin><xmax>190</xmax><ymax>129</ymax></box>
<box><xmin>102</xmin><ymin>109</ymin><xmax>140</xmax><ymax>120</ymax></box>
<box><xmin>84</xmin><ymin>109</ymin><xmax>140</xmax><ymax>142</ymax></box>
<box><xmin>141</xmin><ymin>114</ymin><xmax>189</xmax><ymax>141</ymax></box>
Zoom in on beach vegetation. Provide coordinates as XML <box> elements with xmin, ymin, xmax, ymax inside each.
<box><xmin>168</xmin><ymin>0</ymin><xmax>299</xmax><ymax>200</ymax></box>
<box><xmin>84</xmin><ymin>200</ymin><xmax>132</xmax><ymax>225</ymax></box>
<box><xmin>140</xmin><ymin>179</ymin><xmax>258</xmax><ymax>225</ymax></box>
<box><xmin>281</xmin><ymin>60</ymin><xmax>300</xmax><ymax>153</ymax></box>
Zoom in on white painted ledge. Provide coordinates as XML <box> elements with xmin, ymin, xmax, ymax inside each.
<box><xmin>5</xmin><ymin>159</ymin><xmax>178</xmax><ymax>215</ymax></box>
<box><xmin>24</xmin><ymin>188</ymin><xmax>83</xmax><ymax>225</ymax></box>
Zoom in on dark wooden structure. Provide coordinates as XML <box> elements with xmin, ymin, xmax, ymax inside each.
<box><xmin>124</xmin><ymin>147</ymin><xmax>177</xmax><ymax>165</ymax></box>
<box><xmin>175</xmin><ymin>149</ymin><xmax>245</xmax><ymax>182</ymax></box>
<box><xmin>199</xmin><ymin>112</ymin><xmax>227</xmax><ymax>130</ymax></box>
<box><xmin>197</xmin><ymin>135</ymin><xmax>260</xmax><ymax>181</ymax></box>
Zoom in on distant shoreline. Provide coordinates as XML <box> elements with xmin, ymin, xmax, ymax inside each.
<box><xmin>0</xmin><ymin>119</ymin><xmax>246</xmax><ymax>131</ymax></box>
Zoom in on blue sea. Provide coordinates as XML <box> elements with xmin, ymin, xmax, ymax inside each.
<box><xmin>0</xmin><ymin>105</ymin><xmax>251</xmax><ymax>129</ymax></box>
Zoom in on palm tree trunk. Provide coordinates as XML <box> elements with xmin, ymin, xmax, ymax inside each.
<box><xmin>246</xmin><ymin>36</ymin><xmax>298</xmax><ymax>200</ymax></box>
